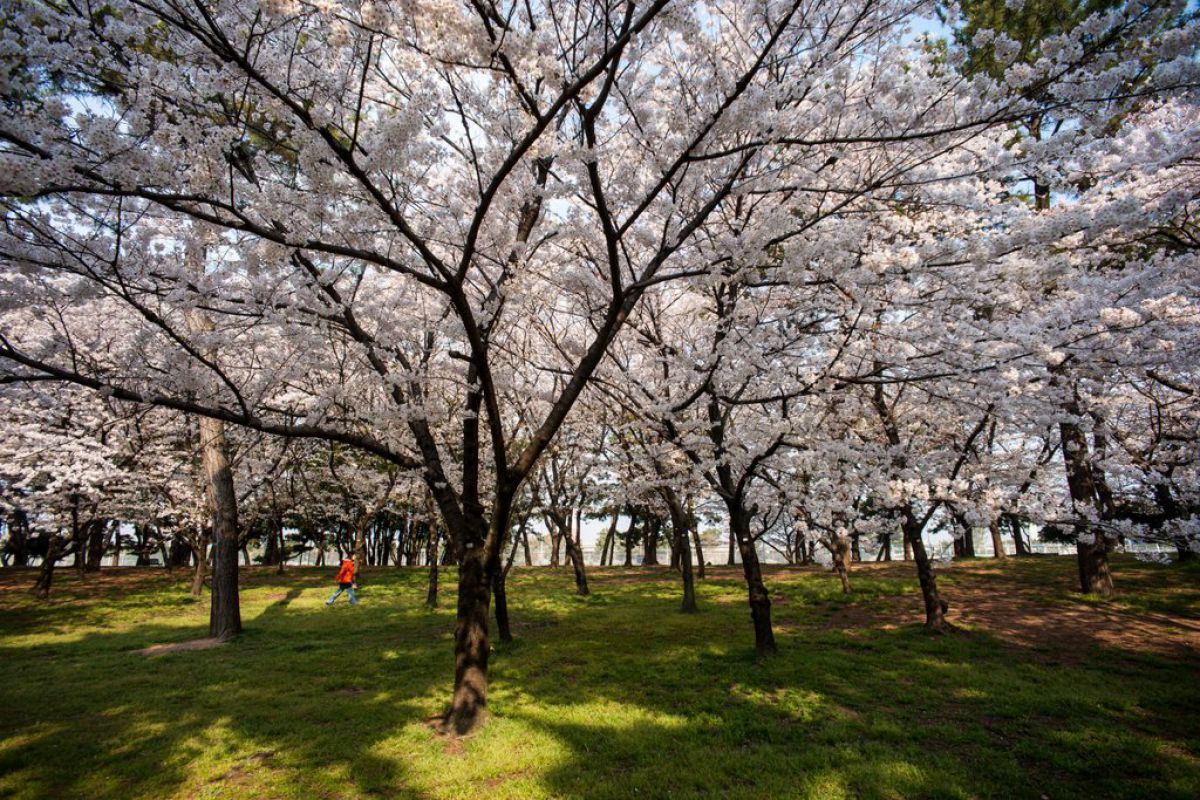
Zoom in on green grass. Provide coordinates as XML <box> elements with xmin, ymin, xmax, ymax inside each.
<box><xmin>0</xmin><ymin>557</ymin><xmax>1197</xmax><ymax>799</ymax></box>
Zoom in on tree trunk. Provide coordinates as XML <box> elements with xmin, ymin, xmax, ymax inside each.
<box><xmin>493</xmin><ymin>522</ymin><xmax>522</xmax><ymax>643</ymax></box>
<box><xmin>199</xmin><ymin>415</ymin><xmax>242</xmax><ymax>641</ymax></box>
<box><xmin>443</xmin><ymin>546</ymin><xmax>492</xmax><ymax>735</ymax></box>
<box><xmin>623</xmin><ymin>517</ymin><xmax>635</xmax><ymax>566</ymax></box>
<box><xmin>728</xmin><ymin>505</ymin><xmax>776</xmax><ymax>656</ymax></box>
<box><xmin>85</xmin><ymin>520</ymin><xmax>107</xmax><ymax>572</ymax></box>
<box><xmin>1006</xmin><ymin>514</ymin><xmax>1032</xmax><ymax>555</ymax></box>
<box><xmin>727</xmin><ymin>527</ymin><xmax>737</xmax><ymax>566</ymax></box>
<box><xmin>426</xmin><ymin>531</ymin><xmax>440</xmax><ymax>609</ymax></box>
<box><xmin>903</xmin><ymin>510</ymin><xmax>948</xmax><ymax>630</ymax></box>
<box><xmin>692</xmin><ymin>521</ymin><xmax>706</xmax><ymax>580</ymax></box>
<box><xmin>1059</xmin><ymin>417</ymin><xmax>1114</xmax><ymax>596</ymax></box>
<box><xmin>521</xmin><ymin>524</ymin><xmax>533</xmax><ymax>566</ymax></box>
<box><xmin>549</xmin><ymin>528</ymin><xmax>561</xmax><ymax>568</ymax></box>
<box><xmin>877</xmin><ymin>534</ymin><xmax>892</xmax><ymax>562</ymax></box>
<box><xmin>599</xmin><ymin>513</ymin><xmax>618</xmax><ymax>567</ymax></box>
<box><xmin>561</xmin><ymin>513</ymin><xmax>589</xmax><ymax>596</ymax></box>
<box><xmin>850</xmin><ymin>533</ymin><xmax>861</xmax><ymax>563</ymax></box>
<box><xmin>989</xmin><ymin>521</ymin><xmax>1007</xmax><ymax>559</ymax></box>
<box><xmin>32</xmin><ymin>535</ymin><xmax>62</xmax><ymax>600</ymax></box>
<box><xmin>664</xmin><ymin>490</ymin><xmax>697</xmax><ymax>613</ymax></box>
<box><xmin>643</xmin><ymin>518</ymin><xmax>660</xmax><ymax>566</ymax></box>
<box><xmin>903</xmin><ymin>533</ymin><xmax>913</xmax><ymax>561</ymax></box>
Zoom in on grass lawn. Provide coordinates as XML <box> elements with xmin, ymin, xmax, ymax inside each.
<box><xmin>0</xmin><ymin>556</ymin><xmax>1198</xmax><ymax>799</ymax></box>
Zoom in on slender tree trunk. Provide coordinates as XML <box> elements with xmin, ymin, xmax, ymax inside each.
<box><xmin>727</xmin><ymin>529</ymin><xmax>737</xmax><ymax>566</ymax></box>
<box><xmin>1006</xmin><ymin>514</ymin><xmax>1031</xmax><ymax>555</ymax></box>
<box><xmin>903</xmin><ymin>533</ymin><xmax>913</xmax><ymax>561</ymax></box>
<box><xmin>692</xmin><ymin>522</ymin><xmax>706</xmax><ymax>579</ymax></box>
<box><xmin>353</xmin><ymin>515</ymin><xmax>369</xmax><ymax>585</ymax></box>
<box><xmin>426</xmin><ymin>531</ymin><xmax>440</xmax><ymax>609</ymax></box>
<box><xmin>903</xmin><ymin>510</ymin><xmax>948</xmax><ymax>630</ymax></box>
<box><xmin>877</xmin><ymin>534</ymin><xmax>892</xmax><ymax>562</ymax></box>
<box><xmin>623</xmin><ymin>517</ymin><xmax>635</xmax><ymax>566</ymax></box>
<box><xmin>493</xmin><ymin>521</ymin><xmax>523</xmax><ymax>643</ymax></box>
<box><xmin>549</xmin><ymin>528</ymin><xmax>561</xmax><ymax>568</ymax></box>
<box><xmin>521</xmin><ymin>524</ymin><xmax>533</xmax><ymax>566</ymax></box>
<box><xmin>664</xmin><ymin>490</ymin><xmax>697</xmax><ymax>613</ymax></box>
<box><xmin>32</xmin><ymin>535</ymin><xmax>62</xmax><ymax>600</ymax></box>
<box><xmin>560</xmin><ymin>513</ymin><xmax>590</xmax><ymax>596</ymax></box>
<box><xmin>989</xmin><ymin>521</ymin><xmax>1007</xmax><ymax>559</ymax></box>
<box><xmin>850</xmin><ymin>533</ymin><xmax>861</xmax><ymax>563</ymax></box>
<box><xmin>599</xmin><ymin>513</ymin><xmax>618</xmax><ymax>567</ymax></box>
<box><xmin>728</xmin><ymin>505</ymin><xmax>776</xmax><ymax>656</ymax></box>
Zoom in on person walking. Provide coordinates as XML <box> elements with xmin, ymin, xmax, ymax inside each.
<box><xmin>326</xmin><ymin>555</ymin><xmax>358</xmax><ymax>605</ymax></box>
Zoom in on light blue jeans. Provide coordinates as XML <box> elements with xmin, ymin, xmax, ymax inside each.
<box><xmin>327</xmin><ymin>584</ymin><xmax>357</xmax><ymax>605</ymax></box>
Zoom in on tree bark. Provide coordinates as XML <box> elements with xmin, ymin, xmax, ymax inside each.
<box><xmin>561</xmin><ymin>512</ymin><xmax>590</xmax><ymax>596</ymax></box>
<box><xmin>728</xmin><ymin>505</ymin><xmax>776</xmax><ymax>656</ymax></box>
<box><xmin>199</xmin><ymin>415</ymin><xmax>242</xmax><ymax>641</ymax></box>
<box><xmin>643</xmin><ymin>518</ymin><xmax>660</xmax><ymax>565</ymax></box>
<box><xmin>691</xmin><ymin>519</ymin><xmax>706</xmax><ymax>579</ymax></box>
<box><xmin>1059</xmin><ymin>416</ymin><xmax>1114</xmax><ymax>596</ymax></box>
<box><xmin>663</xmin><ymin>489</ymin><xmax>698</xmax><ymax>613</ymax></box>
<box><xmin>903</xmin><ymin>510</ymin><xmax>948</xmax><ymax>630</ymax></box>
<box><xmin>32</xmin><ymin>535</ymin><xmax>62</xmax><ymax>600</ymax></box>
<box><xmin>989</xmin><ymin>521</ymin><xmax>1007</xmax><ymax>559</ymax></box>
<box><xmin>190</xmin><ymin>533</ymin><xmax>209</xmax><ymax>597</ymax></box>
<box><xmin>426</xmin><ymin>530</ymin><xmax>440</xmax><ymax>609</ymax></box>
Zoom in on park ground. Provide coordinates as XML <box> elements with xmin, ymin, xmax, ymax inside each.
<box><xmin>0</xmin><ymin>557</ymin><xmax>1198</xmax><ymax>799</ymax></box>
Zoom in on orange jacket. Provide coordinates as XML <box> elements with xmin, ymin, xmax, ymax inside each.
<box><xmin>335</xmin><ymin>559</ymin><xmax>355</xmax><ymax>584</ymax></box>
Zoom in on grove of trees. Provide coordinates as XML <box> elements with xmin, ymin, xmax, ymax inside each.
<box><xmin>1</xmin><ymin>0</ymin><xmax>1197</xmax><ymax>733</ymax></box>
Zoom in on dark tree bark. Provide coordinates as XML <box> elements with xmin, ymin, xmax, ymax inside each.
<box><xmin>623</xmin><ymin>515</ymin><xmax>636</xmax><ymax>566</ymax></box>
<box><xmin>877</xmin><ymin>534</ymin><xmax>892</xmax><ymax>562</ymax></box>
<box><xmin>549</xmin><ymin>528</ymin><xmax>561</xmax><ymax>568</ymax></box>
<box><xmin>903</xmin><ymin>534</ymin><xmax>913</xmax><ymax>561</ymax></box>
<box><xmin>692</xmin><ymin>520</ymin><xmax>706</xmax><ymax>579</ymax></box>
<box><xmin>903</xmin><ymin>510</ymin><xmax>949</xmax><ymax>630</ymax></box>
<box><xmin>32</xmin><ymin>535</ymin><xmax>62</xmax><ymax>600</ymax></box>
<box><xmin>663</xmin><ymin>489</ymin><xmax>697</xmax><ymax>613</ymax></box>
<box><xmin>558</xmin><ymin>511</ymin><xmax>589</xmax><ymax>596</ymax></box>
<box><xmin>4</xmin><ymin>510</ymin><xmax>31</xmax><ymax>567</ymax></box>
<box><xmin>199</xmin><ymin>415</ymin><xmax>242</xmax><ymax>641</ymax></box>
<box><xmin>85</xmin><ymin>520</ymin><xmax>108</xmax><ymax>572</ymax></box>
<box><xmin>643</xmin><ymin>518</ymin><xmax>660</xmax><ymax>565</ymax></box>
<box><xmin>850</xmin><ymin>533</ymin><xmax>861</xmax><ymax>563</ymax></box>
<box><xmin>1060</xmin><ymin>416</ymin><xmax>1114</xmax><ymax>596</ymax></box>
<box><xmin>1006</xmin><ymin>514</ymin><xmax>1032</xmax><ymax>555</ymax></box>
<box><xmin>728</xmin><ymin>505</ymin><xmax>776</xmax><ymax>656</ymax></box>
<box><xmin>426</xmin><ymin>530</ymin><xmax>440</xmax><ymax>609</ymax></box>
<box><xmin>493</xmin><ymin>518</ymin><xmax>524</xmax><ymax>643</ymax></box>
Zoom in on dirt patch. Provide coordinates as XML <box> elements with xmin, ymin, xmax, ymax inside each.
<box><xmin>822</xmin><ymin>564</ymin><xmax>1200</xmax><ymax>662</ymax></box>
<box><xmin>331</xmin><ymin>686</ymin><xmax>369</xmax><ymax>696</ymax></box>
<box><xmin>134</xmin><ymin>637</ymin><xmax>226</xmax><ymax>656</ymax></box>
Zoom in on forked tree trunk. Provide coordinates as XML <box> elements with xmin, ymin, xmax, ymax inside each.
<box><xmin>903</xmin><ymin>510</ymin><xmax>948</xmax><ymax>630</ymax></box>
<box><xmin>728</xmin><ymin>506</ymin><xmax>776</xmax><ymax>656</ymax></box>
<box><xmin>877</xmin><ymin>534</ymin><xmax>892</xmax><ymax>562</ymax></box>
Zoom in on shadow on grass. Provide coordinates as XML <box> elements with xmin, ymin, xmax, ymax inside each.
<box><xmin>0</xmin><ymin>564</ymin><xmax>1197</xmax><ymax>799</ymax></box>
